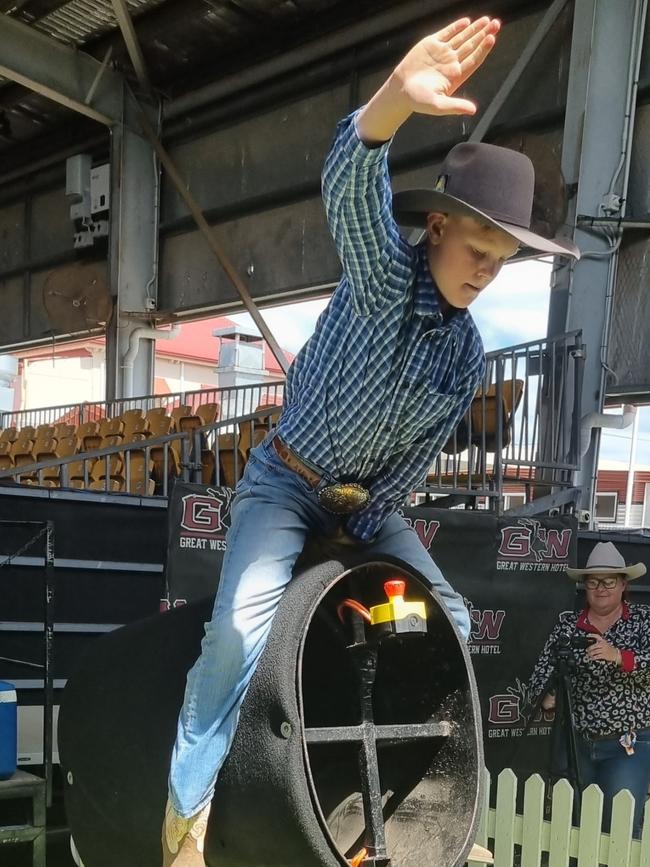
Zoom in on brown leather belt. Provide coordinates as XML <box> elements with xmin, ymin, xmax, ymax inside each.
<box><xmin>272</xmin><ymin>436</ymin><xmax>322</xmax><ymax>488</ymax></box>
<box><xmin>272</xmin><ymin>436</ymin><xmax>371</xmax><ymax>514</ymax></box>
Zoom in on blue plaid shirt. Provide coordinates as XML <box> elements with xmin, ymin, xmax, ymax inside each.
<box><xmin>276</xmin><ymin>112</ymin><xmax>485</xmax><ymax>540</ymax></box>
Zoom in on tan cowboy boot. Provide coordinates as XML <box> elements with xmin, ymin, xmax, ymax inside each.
<box><xmin>162</xmin><ymin>799</ymin><xmax>211</xmax><ymax>867</ymax></box>
<box><xmin>467</xmin><ymin>842</ymin><xmax>494</xmax><ymax>864</ymax></box>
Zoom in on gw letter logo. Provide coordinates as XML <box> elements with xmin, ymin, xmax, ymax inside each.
<box><xmin>499</xmin><ymin>518</ymin><xmax>572</xmax><ymax>561</ymax></box>
<box><xmin>180</xmin><ymin>494</ymin><xmax>224</xmax><ymax>535</ymax></box>
<box><xmin>488</xmin><ymin>694</ymin><xmax>521</xmax><ymax>726</ymax></box>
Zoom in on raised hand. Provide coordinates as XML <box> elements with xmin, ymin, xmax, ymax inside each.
<box><xmin>356</xmin><ymin>16</ymin><xmax>501</xmax><ymax>144</ymax></box>
<box><xmin>392</xmin><ymin>17</ymin><xmax>501</xmax><ymax>117</ymax></box>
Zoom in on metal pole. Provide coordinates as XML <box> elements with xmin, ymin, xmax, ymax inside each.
<box><xmin>135</xmin><ymin>106</ymin><xmax>289</xmax><ymax>375</ymax></box>
<box><xmin>624</xmin><ymin>407</ymin><xmax>640</xmax><ymax>527</ymax></box>
<box><xmin>110</xmin><ymin>0</ymin><xmax>152</xmax><ymax>93</ymax></box>
<box><xmin>43</xmin><ymin>521</ymin><xmax>55</xmax><ymax>808</ymax></box>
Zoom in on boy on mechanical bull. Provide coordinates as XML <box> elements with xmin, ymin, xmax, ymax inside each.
<box><xmin>162</xmin><ymin>15</ymin><xmax>579</xmax><ymax>865</ymax></box>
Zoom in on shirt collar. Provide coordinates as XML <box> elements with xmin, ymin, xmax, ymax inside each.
<box><xmin>414</xmin><ymin>243</ymin><xmax>468</xmax><ymax>329</ymax></box>
<box><xmin>576</xmin><ymin>600</ymin><xmax>630</xmax><ymax>632</ymax></box>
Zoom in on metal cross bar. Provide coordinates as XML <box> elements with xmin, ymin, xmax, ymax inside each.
<box><xmin>304</xmin><ymin>721</ymin><xmax>452</xmax><ymax>743</ymax></box>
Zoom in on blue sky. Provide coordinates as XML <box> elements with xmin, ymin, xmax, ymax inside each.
<box><xmin>230</xmin><ymin>259</ymin><xmax>649</xmax><ymax>469</ymax></box>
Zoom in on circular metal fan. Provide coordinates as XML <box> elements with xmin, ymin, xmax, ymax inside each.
<box><xmin>43</xmin><ymin>261</ymin><xmax>113</xmax><ymax>334</ymax></box>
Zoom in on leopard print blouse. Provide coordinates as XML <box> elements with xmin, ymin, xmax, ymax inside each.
<box><xmin>526</xmin><ymin>603</ymin><xmax>650</xmax><ymax>737</ymax></box>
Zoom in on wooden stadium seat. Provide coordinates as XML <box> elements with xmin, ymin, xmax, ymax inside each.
<box><xmin>76</xmin><ymin>421</ymin><xmax>101</xmax><ymax>451</ymax></box>
<box><xmin>35</xmin><ymin>424</ymin><xmax>55</xmax><ymax>439</ymax></box>
<box><xmin>122</xmin><ymin>449</ymin><xmax>155</xmax><ymax>496</ymax></box>
<box><xmin>176</xmin><ymin>412</ymin><xmax>202</xmax><ymax>434</ymax></box>
<box><xmin>443</xmin><ymin>379</ymin><xmax>524</xmax><ymax>455</ymax></box>
<box><xmin>26</xmin><ymin>437</ymin><xmax>58</xmax><ymax>485</ymax></box>
<box><xmin>201</xmin><ymin>449</ymin><xmax>216</xmax><ymax>485</ymax></box>
<box><xmin>149</xmin><ymin>432</ymin><xmax>183</xmax><ymax>489</ymax></box>
<box><xmin>195</xmin><ymin>402</ymin><xmax>220</xmax><ymax>426</ymax></box>
<box><xmin>217</xmin><ymin>433</ymin><xmax>246</xmax><ymax>488</ymax></box>
<box><xmin>11</xmin><ymin>435</ymin><xmax>37</xmax><ymax>473</ymax></box>
<box><xmin>17</xmin><ymin>425</ymin><xmax>35</xmax><ymax>441</ymax></box>
<box><xmin>170</xmin><ymin>405</ymin><xmax>192</xmax><ymax>432</ymax></box>
<box><xmin>145</xmin><ymin>407</ymin><xmax>168</xmax><ymax>424</ymax></box>
<box><xmin>90</xmin><ymin>451</ymin><xmax>124</xmax><ymax>488</ymax></box>
<box><xmin>121</xmin><ymin>414</ymin><xmax>149</xmax><ymax>443</ymax></box>
<box><xmin>238</xmin><ymin>422</ymin><xmax>267</xmax><ymax>459</ymax></box>
<box><xmin>38</xmin><ymin>436</ymin><xmax>77</xmax><ymax>487</ymax></box>
<box><xmin>61</xmin><ymin>459</ymin><xmax>93</xmax><ymax>489</ymax></box>
<box><xmin>120</xmin><ymin>408</ymin><xmax>145</xmax><ymax>423</ymax></box>
<box><xmin>238</xmin><ymin>403</ymin><xmax>281</xmax><ymax>458</ymax></box>
<box><xmin>55</xmin><ymin>436</ymin><xmax>78</xmax><ymax>458</ymax></box>
<box><xmin>0</xmin><ymin>441</ymin><xmax>13</xmax><ymax>470</ymax></box>
<box><xmin>146</xmin><ymin>414</ymin><xmax>173</xmax><ymax>438</ymax></box>
<box><xmin>53</xmin><ymin>423</ymin><xmax>76</xmax><ymax>440</ymax></box>
<box><xmin>99</xmin><ymin>418</ymin><xmax>124</xmax><ymax>439</ymax></box>
<box><xmin>89</xmin><ymin>478</ymin><xmax>123</xmax><ymax>493</ymax></box>
<box><xmin>0</xmin><ymin>427</ymin><xmax>17</xmax><ymax>443</ymax></box>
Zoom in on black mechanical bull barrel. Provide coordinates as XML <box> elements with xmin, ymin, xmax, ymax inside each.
<box><xmin>59</xmin><ymin>543</ymin><xmax>483</xmax><ymax>867</ymax></box>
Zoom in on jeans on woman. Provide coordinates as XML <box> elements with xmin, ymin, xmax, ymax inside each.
<box><xmin>168</xmin><ymin>431</ymin><xmax>470</xmax><ymax>817</ymax></box>
<box><xmin>576</xmin><ymin>728</ymin><xmax>650</xmax><ymax>835</ymax></box>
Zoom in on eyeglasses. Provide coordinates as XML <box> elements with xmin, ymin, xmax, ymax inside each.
<box><xmin>583</xmin><ymin>576</ymin><xmax>621</xmax><ymax>590</ymax></box>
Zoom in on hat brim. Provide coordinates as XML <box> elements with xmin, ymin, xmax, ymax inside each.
<box><xmin>565</xmin><ymin>562</ymin><xmax>647</xmax><ymax>581</ymax></box>
<box><xmin>393</xmin><ymin>189</ymin><xmax>581</xmax><ymax>260</ymax></box>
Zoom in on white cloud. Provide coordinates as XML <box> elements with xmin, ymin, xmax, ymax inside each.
<box><xmin>469</xmin><ymin>259</ymin><xmax>552</xmax><ymax>352</ymax></box>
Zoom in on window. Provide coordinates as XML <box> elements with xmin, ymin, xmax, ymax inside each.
<box><xmin>643</xmin><ymin>484</ymin><xmax>650</xmax><ymax>528</ymax></box>
<box><xmin>503</xmin><ymin>493</ymin><xmax>526</xmax><ymax>510</ymax></box>
<box><xmin>595</xmin><ymin>492</ymin><xmax>618</xmax><ymax>522</ymax></box>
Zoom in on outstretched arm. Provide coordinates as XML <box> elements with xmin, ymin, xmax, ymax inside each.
<box><xmin>356</xmin><ymin>16</ymin><xmax>501</xmax><ymax>145</ymax></box>
<box><xmin>322</xmin><ymin>15</ymin><xmax>501</xmax><ymax>315</ymax></box>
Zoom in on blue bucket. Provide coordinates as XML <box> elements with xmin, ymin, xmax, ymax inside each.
<box><xmin>0</xmin><ymin>681</ymin><xmax>17</xmax><ymax>780</ymax></box>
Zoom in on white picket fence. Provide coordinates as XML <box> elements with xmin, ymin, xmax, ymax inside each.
<box><xmin>471</xmin><ymin>768</ymin><xmax>650</xmax><ymax>867</ymax></box>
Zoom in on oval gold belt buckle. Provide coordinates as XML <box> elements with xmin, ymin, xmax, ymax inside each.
<box><xmin>318</xmin><ymin>482</ymin><xmax>370</xmax><ymax>514</ymax></box>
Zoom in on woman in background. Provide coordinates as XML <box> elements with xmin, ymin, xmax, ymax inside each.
<box><xmin>527</xmin><ymin>541</ymin><xmax>650</xmax><ymax>835</ymax></box>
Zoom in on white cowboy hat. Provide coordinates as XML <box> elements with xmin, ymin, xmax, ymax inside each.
<box><xmin>566</xmin><ymin>541</ymin><xmax>646</xmax><ymax>581</ymax></box>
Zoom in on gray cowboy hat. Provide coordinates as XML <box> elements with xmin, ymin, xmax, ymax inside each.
<box><xmin>393</xmin><ymin>141</ymin><xmax>580</xmax><ymax>260</ymax></box>
<box><xmin>566</xmin><ymin>541</ymin><xmax>647</xmax><ymax>582</ymax></box>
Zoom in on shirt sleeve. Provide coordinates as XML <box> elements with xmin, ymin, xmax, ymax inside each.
<box><xmin>346</xmin><ymin>351</ymin><xmax>485</xmax><ymax>541</ymax></box>
<box><xmin>321</xmin><ymin>111</ymin><xmax>415</xmax><ymax>317</ymax></box>
<box><xmin>618</xmin><ymin>607</ymin><xmax>650</xmax><ymax>675</ymax></box>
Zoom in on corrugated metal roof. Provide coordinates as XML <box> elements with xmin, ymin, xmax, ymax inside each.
<box><xmin>32</xmin><ymin>0</ymin><xmax>166</xmax><ymax>46</ymax></box>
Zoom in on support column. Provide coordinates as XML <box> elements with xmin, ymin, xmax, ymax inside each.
<box><xmin>546</xmin><ymin>0</ymin><xmax>646</xmax><ymax>521</ymax></box>
<box><xmin>105</xmin><ymin>89</ymin><xmax>160</xmax><ymax>401</ymax></box>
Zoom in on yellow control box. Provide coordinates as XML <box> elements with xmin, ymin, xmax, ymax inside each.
<box><xmin>369</xmin><ymin>579</ymin><xmax>427</xmax><ymax>626</ymax></box>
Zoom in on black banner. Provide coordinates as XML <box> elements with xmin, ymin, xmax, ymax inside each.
<box><xmin>163</xmin><ymin>481</ymin><xmax>233</xmax><ymax>609</ymax></box>
<box><xmin>400</xmin><ymin>507</ymin><xmax>577</xmax><ymax>781</ymax></box>
<box><xmin>164</xmin><ymin>486</ymin><xmax>577</xmax><ymax>779</ymax></box>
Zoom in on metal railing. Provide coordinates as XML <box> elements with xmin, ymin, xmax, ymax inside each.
<box><xmin>0</xmin><ymin>332</ymin><xmax>585</xmax><ymax>515</ymax></box>
<box><xmin>0</xmin><ymin>380</ymin><xmax>285</xmax><ymax>430</ymax></box>
<box><xmin>0</xmin><ymin>408</ymin><xmax>279</xmax><ymax>499</ymax></box>
<box><xmin>420</xmin><ymin>331</ymin><xmax>585</xmax><ymax>513</ymax></box>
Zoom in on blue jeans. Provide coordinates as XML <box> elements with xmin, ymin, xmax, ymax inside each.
<box><xmin>576</xmin><ymin>729</ymin><xmax>650</xmax><ymax>835</ymax></box>
<box><xmin>168</xmin><ymin>432</ymin><xmax>470</xmax><ymax>816</ymax></box>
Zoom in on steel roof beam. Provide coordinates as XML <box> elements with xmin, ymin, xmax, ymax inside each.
<box><xmin>110</xmin><ymin>0</ymin><xmax>151</xmax><ymax>93</ymax></box>
<box><xmin>0</xmin><ymin>12</ymin><xmax>125</xmax><ymax>126</ymax></box>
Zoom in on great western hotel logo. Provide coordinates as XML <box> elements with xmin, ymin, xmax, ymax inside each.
<box><xmin>179</xmin><ymin>487</ymin><xmax>233</xmax><ymax>550</ymax></box>
<box><xmin>466</xmin><ymin>599</ymin><xmax>505</xmax><ymax>656</ymax></box>
<box><xmin>497</xmin><ymin>518</ymin><xmax>572</xmax><ymax>573</ymax></box>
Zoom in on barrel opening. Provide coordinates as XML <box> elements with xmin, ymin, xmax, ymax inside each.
<box><xmin>299</xmin><ymin>563</ymin><xmax>479</xmax><ymax>866</ymax></box>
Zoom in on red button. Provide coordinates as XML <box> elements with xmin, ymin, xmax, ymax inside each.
<box><xmin>384</xmin><ymin>579</ymin><xmax>406</xmax><ymax>599</ymax></box>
